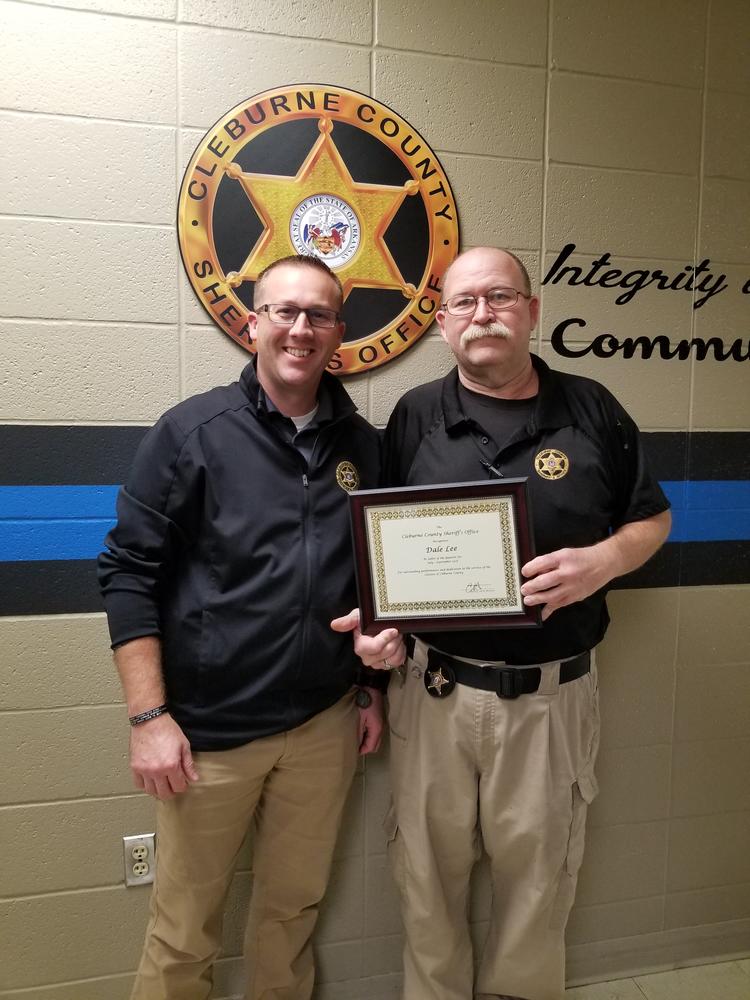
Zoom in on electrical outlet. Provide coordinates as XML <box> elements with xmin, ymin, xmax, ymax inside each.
<box><xmin>123</xmin><ymin>833</ymin><xmax>156</xmax><ymax>887</ymax></box>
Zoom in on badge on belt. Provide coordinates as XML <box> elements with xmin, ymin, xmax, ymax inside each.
<box><xmin>424</xmin><ymin>664</ymin><xmax>456</xmax><ymax>698</ymax></box>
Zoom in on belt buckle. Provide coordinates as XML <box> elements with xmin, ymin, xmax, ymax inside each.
<box><xmin>495</xmin><ymin>667</ymin><xmax>524</xmax><ymax>700</ymax></box>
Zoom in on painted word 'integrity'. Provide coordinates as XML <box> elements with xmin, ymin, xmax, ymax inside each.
<box><xmin>543</xmin><ymin>243</ymin><xmax>728</xmax><ymax>309</ymax></box>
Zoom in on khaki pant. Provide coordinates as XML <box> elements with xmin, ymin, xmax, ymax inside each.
<box><xmin>131</xmin><ymin>691</ymin><xmax>359</xmax><ymax>1000</ymax></box>
<box><xmin>387</xmin><ymin>640</ymin><xmax>600</xmax><ymax>1000</ymax></box>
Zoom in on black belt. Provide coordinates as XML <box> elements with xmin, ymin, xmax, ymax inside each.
<box><xmin>405</xmin><ymin>636</ymin><xmax>590</xmax><ymax>700</ymax></box>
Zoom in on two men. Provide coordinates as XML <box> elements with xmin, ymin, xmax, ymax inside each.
<box><xmin>102</xmin><ymin>244</ymin><xmax>669</xmax><ymax>1000</ymax></box>
<box><xmin>356</xmin><ymin>246</ymin><xmax>671</xmax><ymax>1000</ymax></box>
<box><xmin>99</xmin><ymin>255</ymin><xmax>384</xmax><ymax>999</ymax></box>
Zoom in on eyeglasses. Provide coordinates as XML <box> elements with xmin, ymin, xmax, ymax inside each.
<box><xmin>442</xmin><ymin>287</ymin><xmax>531</xmax><ymax>316</ymax></box>
<box><xmin>257</xmin><ymin>303</ymin><xmax>340</xmax><ymax>329</ymax></box>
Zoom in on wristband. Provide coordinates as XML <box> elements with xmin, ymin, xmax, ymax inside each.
<box><xmin>128</xmin><ymin>704</ymin><xmax>169</xmax><ymax>726</ymax></box>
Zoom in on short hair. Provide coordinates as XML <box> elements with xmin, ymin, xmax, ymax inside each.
<box><xmin>253</xmin><ymin>255</ymin><xmax>343</xmax><ymax>309</ymax></box>
<box><xmin>500</xmin><ymin>249</ymin><xmax>532</xmax><ymax>297</ymax></box>
<box><xmin>443</xmin><ymin>247</ymin><xmax>533</xmax><ymax>298</ymax></box>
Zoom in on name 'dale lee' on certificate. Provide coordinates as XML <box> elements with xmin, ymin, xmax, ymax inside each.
<box><xmin>371</xmin><ymin>499</ymin><xmax>523</xmax><ymax>615</ymax></box>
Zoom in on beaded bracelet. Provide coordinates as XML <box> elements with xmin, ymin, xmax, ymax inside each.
<box><xmin>128</xmin><ymin>704</ymin><xmax>169</xmax><ymax>727</ymax></box>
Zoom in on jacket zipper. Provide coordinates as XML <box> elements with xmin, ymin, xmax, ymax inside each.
<box><xmin>295</xmin><ymin>464</ymin><xmax>313</xmax><ymax>711</ymax></box>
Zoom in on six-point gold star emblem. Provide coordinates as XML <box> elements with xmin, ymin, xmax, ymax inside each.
<box><xmin>223</xmin><ymin>117</ymin><xmax>419</xmax><ymax>302</ymax></box>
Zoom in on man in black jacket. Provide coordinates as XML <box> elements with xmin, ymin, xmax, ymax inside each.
<box><xmin>349</xmin><ymin>247</ymin><xmax>671</xmax><ymax>1000</ymax></box>
<box><xmin>99</xmin><ymin>255</ymin><xmax>383</xmax><ymax>1000</ymax></box>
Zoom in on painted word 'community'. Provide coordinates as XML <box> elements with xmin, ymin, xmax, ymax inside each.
<box><xmin>552</xmin><ymin>317</ymin><xmax>748</xmax><ymax>362</ymax></box>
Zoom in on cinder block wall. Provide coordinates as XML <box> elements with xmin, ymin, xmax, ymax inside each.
<box><xmin>1</xmin><ymin>1</ymin><xmax>748</xmax><ymax>998</ymax></box>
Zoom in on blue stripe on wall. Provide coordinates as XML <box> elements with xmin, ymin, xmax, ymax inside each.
<box><xmin>660</xmin><ymin>481</ymin><xmax>750</xmax><ymax>542</ymax></box>
<box><xmin>1</xmin><ymin>481</ymin><xmax>749</xmax><ymax>561</ymax></box>
<box><xmin>0</xmin><ymin>485</ymin><xmax>120</xmax><ymax>518</ymax></box>
<box><xmin>0</xmin><ymin>519</ymin><xmax>117</xmax><ymax>561</ymax></box>
<box><xmin>0</xmin><ymin>486</ymin><xmax>118</xmax><ymax>561</ymax></box>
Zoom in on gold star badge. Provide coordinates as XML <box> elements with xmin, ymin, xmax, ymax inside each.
<box><xmin>335</xmin><ymin>460</ymin><xmax>360</xmax><ymax>493</ymax></box>
<box><xmin>427</xmin><ymin>668</ymin><xmax>450</xmax><ymax>695</ymax></box>
<box><xmin>534</xmin><ymin>448</ymin><xmax>570</xmax><ymax>480</ymax></box>
<box><xmin>223</xmin><ymin>118</ymin><xmax>419</xmax><ymax>301</ymax></box>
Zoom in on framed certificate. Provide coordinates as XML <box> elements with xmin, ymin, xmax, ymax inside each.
<box><xmin>349</xmin><ymin>479</ymin><xmax>540</xmax><ymax>634</ymax></box>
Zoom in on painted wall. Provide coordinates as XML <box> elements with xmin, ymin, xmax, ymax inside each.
<box><xmin>1</xmin><ymin>1</ymin><xmax>748</xmax><ymax>997</ymax></box>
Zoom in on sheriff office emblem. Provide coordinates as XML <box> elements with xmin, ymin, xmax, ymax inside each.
<box><xmin>424</xmin><ymin>665</ymin><xmax>456</xmax><ymax>698</ymax></box>
<box><xmin>177</xmin><ymin>85</ymin><xmax>459</xmax><ymax>375</ymax></box>
<box><xmin>336</xmin><ymin>461</ymin><xmax>360</xmax><ymax>493</ymax></box>
<box><xmin>534</xmin><ymin>449</ymin><xmax>570</xmax><ymax>480</ymax></box>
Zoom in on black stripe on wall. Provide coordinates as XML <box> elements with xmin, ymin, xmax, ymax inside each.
<box><xmin>0</xmin><ymin>425</ymin><xmax>150</xmax><ymax>485</ymax></box>
<box><xmin>616</xmin><ymin>540</ymin><xmax>750</xmax><ymax>590</ymax></box>
<box><xmin>685</xmin><ymin>431</ymin><xmax>750</xmax><ymax>480</ymax></box>
<box><xmin>0</xmin><ymin>560</ymin><xmax>103</xmax><ymax>616</ymax></box>
<box><xmin>2</xmin><ymin>427</ymin><xmax>748</xmax><ymax>487</ymax></box>
<box><xmin>2</xmin><ymin>541</ymin><xmax>747</xmax><ymax>616</ymax></box>
<box><xmin>643</xmin><ymin>431</ymin><xmax>750</xmax><ymax>481</ymax></box>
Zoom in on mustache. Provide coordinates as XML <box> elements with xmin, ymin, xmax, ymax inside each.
<box><xmin>460</xmin><ymin>321</ymin><xmax>512</xmax><ymax>347</ymax></box>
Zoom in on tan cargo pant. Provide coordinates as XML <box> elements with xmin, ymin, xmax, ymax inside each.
<box><xmin>130</xmin><ymin>691</ymin><xmax>359</xmax><ymax>1000</ymax></box>
<box><xmin>387</xmin><ymin>640</ymin><xmax>600</xmax><ymax>1000</ymax></box>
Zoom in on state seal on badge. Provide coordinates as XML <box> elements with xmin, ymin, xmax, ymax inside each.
<box><xmin>289</xmin><ymin>194</ymin><xmax>360</xmax><ymax>267</ymax></box>
<box><xmin>177</xmin><ymin>84</ymin><xmax>459</xmax><ymax>375</ymax></box>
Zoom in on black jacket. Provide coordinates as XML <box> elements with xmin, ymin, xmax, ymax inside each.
<box><xmin>383</xmin><ymin>356</ymin><xmax>670</xmax><ymax>663</ymax></box>
<box><xmin>99</xmin><ymin>362</ymin><xmax>380</xmax><ymax>750</ymax></box>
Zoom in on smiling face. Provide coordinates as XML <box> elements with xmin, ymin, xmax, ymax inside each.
<box><xmin>248</xmin><ymin>262</ymin><xmax>345</xmax><ymax>416</ymax></box>
<box><xmin>436</xmin><ymin>247</ymin><xmax>539</xmax><ymax>391</ymax></box>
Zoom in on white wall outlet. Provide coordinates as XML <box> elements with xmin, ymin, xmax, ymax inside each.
<box><xmin>123</xmin><ymin>833</ymin><xmax>156</xmax><ymax>887</ymax></box>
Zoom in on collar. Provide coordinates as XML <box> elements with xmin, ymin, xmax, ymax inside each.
<box><xmin>239</xmin><ymin>357</ymin><xmax>356</xmax><ymax>424</ymax></box>
<box><xmin>262</xmin><ymin>388</ymin><xmax>329</xmax><ymax>428</ymax></box>
<box><xmin>441</xmin><ymin>354</ymin><xmax>575</xmax><ymax>436</ymax></box>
